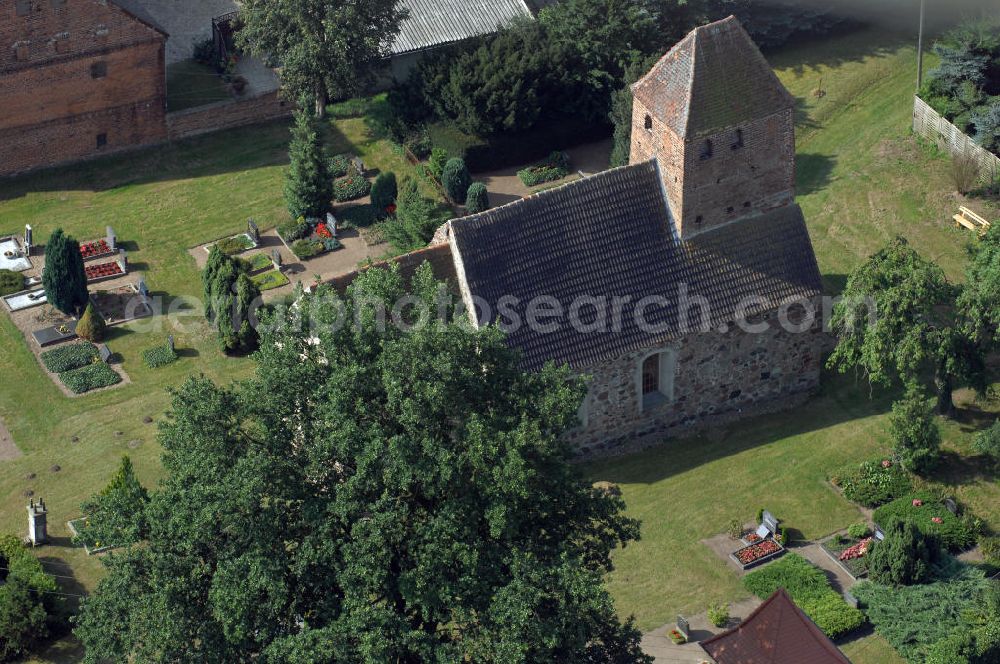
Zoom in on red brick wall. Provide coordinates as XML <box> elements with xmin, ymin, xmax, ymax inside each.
<box><xmin>166</xmin><ymin>92</ymin><xmax>294</xmax><ymax>141</ymax></box>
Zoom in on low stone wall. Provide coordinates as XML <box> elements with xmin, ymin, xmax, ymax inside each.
<box><xmin>912</xmin><ymin>95</ymin><xmax>1000</xmax><ymax>182</ymax></box>
<box><xmin>166</xmin><ymin>91</ymin><xmax>294</xmax><ymax>141</ymax></box>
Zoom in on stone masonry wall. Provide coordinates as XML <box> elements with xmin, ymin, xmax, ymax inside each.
<box><xmin>566</xmin><ymin>305</ymin><xmax>825</xmax><ymax>459</ymax></box>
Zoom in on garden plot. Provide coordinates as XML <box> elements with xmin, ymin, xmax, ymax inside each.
<box><xmin>0</xmin><ymin>237</ymin><xmax>31</xmax><ymax>272</ymax></box>
<box><xmin>91</xmin><ymin>283</ymin><xmax>153</xmax><ymax>325</ymax></box>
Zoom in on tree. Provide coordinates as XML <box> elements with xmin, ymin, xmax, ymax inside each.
<box><xmin>236</xmin><ymin>0</ymin><xmax>408</xmax><ymax>116</ymax></box>
<box><xmin>76</xmin><ymin>264</ymin><xmax>646</xmax><ymax>663</ymax></box>
<box><xmin>867</xmin><ymin>520</ymin><xmax>940</xmax><ymax>586</ymax></box>
<box><xmin>441</xmin><ymin>157</ymin><xmax>471</xmax><ymax>202</ymax></box>
<box><xmin>973</xmin><ymin>419</ymin><xmax>1000</xmax><ymax>469</ymax></box>
<box><xmin>42</xmin><ymin>228</ymin><xmax>89</xmax><ymax>316</ymax></box>
<box><xmin>888</xmin><ymin>386</ymin><xmax>941</xmax><ymax>475</ymax></box>
<box><xmin>284</xmin><ymin>110</ymin><xmax>333</xmax><ymax>219</ymax></box>
<box><xmin>959</xmin><ymin>225</ymin><xmax>1000</xmax><ymax>350</ymax></box>
<box><xmin>75</xmin><ymin>303</ymin><xmax>106</xmax><ymax>342</ymax></box>
<box><xmin>465</xmin><ymin>182</ymin><xmax>490</xmax><ymax>213</ymax></box>
<box><xmin>75</xmin><ymin>455</ymin><xmax>150</xmax><ymax>550</ymax></box>
<box><xmin>827</xmin><ymin>237</ymin><xmax>984</xmax><ymax>415</ymax></box>
<box><xmin>384</xmin><ymin>179</ymin><xmax>451</xmax><ymax>252</ymax></box>
<box><xmin>201</xmin><ymin>247</ymin><xmax>260</xmax><ymax>354</ymax></box>
<box><xmin>0</xmin><ymin>535</ymin><xmax>61</xmax><ymax>663</ymax></box>
<box><xmin>369</xmin><ymin>171</ymin><xmax>398</xmax><ymax>216</ymax></box>
<box><xmin>971</xmin><ymin>100</ymin><xmax>1000</xmax><ymax>152</ymax></box>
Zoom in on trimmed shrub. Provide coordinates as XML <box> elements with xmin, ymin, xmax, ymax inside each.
<box><xmin>75</xmin><ymin>303</ymin><xmax>106</xmax><ymax>343</ymax></box>
<box><xmin>370</xmin><ymin>171</ymin><xmax>398</xmax><ymax>215</ymax></box>
<box><xmin>867</xmin><ymin>520</ymin><xmax>941</xmax><ymax>585</ymax></box>
<box><xmin>0</xmin><ymin>270</ymin><xmax>22</xmax><ymax>296</ymax></box>
<box><xmin>328</xmin><ymin>154</ymin><xmax>351</xmax><ymax>178</ymax></box>
<box><xmin>889</xmin><ymin>387</ymin><xmax>941</xmax><ymax>475</ymax></box>
<box><xmin>706</xmin><ymin>603</ymin><xmax>728</xmax><ymax>628</ymax></box>
<box><xmin>873</xmin><ymin>492</ymin><xmax>976</xmax><ymax>551</ymax></box>
<box><xmin>847</xmin><ymin>522</ymin><xmax>871</xmax><ymax>539</ymax></box>
<box><xmin>42</xmin><ymin>228</ymin><xmax>89</xmax><ymax>315</ymax></box>
<box><xmin>429</xmin><ymin>147</ymin><xmax>449</xmax><ymax>178</ymax></box>
<box><xmin>60</xmin><ymin>363</ymin><xmax>121</xmax><ymax>394</ymax></box>
<box><xmin>517</xmin><ymin>150</ymin><xmax>570</xmax><ymax>186</ymax></box>
<box><xmin>75</xmin><ymin>455</ymin><xmax>149</xmax><ymax>550</ymax></box>
<box><xmin>291</xmin><ymin>239</ymin><xmax>324</xmax><ymax>260</ymax></box>
<box><xmin>333</xmin><ymin>173</ymin><xmax>371</xmax><ymax>202</ymax></box>
<box><xmin>441</xmin><ymin>157</ymin><xmax>471</xmax><ymax>202</ymax></box>
<box><xmin>465</xmin><ymin>182</ymin><xmax>490</xmax><ymax>213</ymax></box>
<box><xmin>40</xmin><ymin>342</ymin><xmax>98</xmax><ymax>373</ymax></box>
<box><xmin>831</xmin><ymin>457</ymin><xmax>912</xmax><ymax>508</ymax></box>
<box><xmin>743</xmin><ymin>553</ymin><xmax>864</xmax><ymax>639</ymax></box>
<box><xmin>142</xmin><ymin>344</ymin><xmax>178</xmax><ymax>369</ymax></box>
<box><xmin>285</xmin><ymin>110</ymin><xmax>333</xmax><ymax>219</ymax></box>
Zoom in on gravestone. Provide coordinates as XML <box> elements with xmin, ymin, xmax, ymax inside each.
<box><xmin>675</xmin><ymin>615</ymin><xmax>690</xmax><ymax>640</ymax></box>
<box><xmin>23</xmin><ymin>224</ymin><xmax>32</xmax><ymax>254</ymax></box>
<box><xmin>137</xmin><ymin>277</ymin><xmax>149</xmax><ymax>299</ymax></box>
<box><xmin>873</xmin><ymin>525</ymin><xmax>885</xmax><ymax>541</ymax></box>
<box><xmin>272</xmin><ymin>248</ymin><xmax>282</xmax><ymax>268</ymax></box>
<box><xmin>762</xmin><ymin>510</ymin><xmax>779</xmax><ymax>535</ymax></box>
<box><xmin>755</xmin><ymin>523</ymin><xmax>771</xmax><ymax>540</ymax></box>
<box><xmin>26</xmin><ymin>498</ymin><xmax>47</xmax><ymax>546</ymax></box>
<box><xmin>119</xmin><ymin>248</ymin><xmax>128</xmax><ymax>270</ymax></box>
<box><xmin>106</xmin><ymin>226</ymin><xmax>116</xmax><ymax>251</ymax></box>
<box><xmin>98</xmin><ymin>344</ymin><xmax>112</xmax><ymax>364</ymax></box>
<box><xmin>326</xmin><ymin>212</ymin><xmax>338</xmax><ymax>237</ymax></box>
<box><xmin>247</xmin><ymin>218</ymin><xmax>260</xmax><ymax>244</ymax></box>
<box><xmin>167</xmin><ymin>335</ymin><xmax>175</xmax><ymax>352</ymax></box>
<box><xmin>944</xmin><ymin>498</ymin><xmax>958</xmax><ymax>515</ymax></box>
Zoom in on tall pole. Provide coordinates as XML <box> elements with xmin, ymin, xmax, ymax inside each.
<box><xmin>917</xmin><ymin>0</ymin><xmax>926</xmax><ymax>91</ymax></box>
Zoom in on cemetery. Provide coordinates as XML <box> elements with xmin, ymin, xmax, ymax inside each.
<box><xmin>728</xmin><ymin>510</ymin><xmax>786</xmax><ymax>570</ymax></box>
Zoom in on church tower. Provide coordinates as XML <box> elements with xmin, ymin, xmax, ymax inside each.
<box><xmin>629</xmin><ymin>16</ymin><xmax>797</xmax><ymax>239</ymax></box>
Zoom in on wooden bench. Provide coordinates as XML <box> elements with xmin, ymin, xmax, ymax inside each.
<box><xmin>953</xmin><ymin>206</ymin><xmax>992</xmax><ymax>235</ymax></box>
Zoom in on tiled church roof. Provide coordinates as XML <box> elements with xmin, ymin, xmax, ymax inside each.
<box><xmin>450</xmin><ymin>163</ymin><xmax>821</xmax><ymax>370</ymax></box>
<box><xmin>631</xmin><ymin>15</ymin><xmax>795</xmax><ymax>139</ymax></box>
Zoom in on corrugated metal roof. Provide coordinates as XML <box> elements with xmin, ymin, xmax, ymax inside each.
<box><xmin>391</xmin><ymin>0</ymin><xmax>534</xmax><ymax>55</ymax></box>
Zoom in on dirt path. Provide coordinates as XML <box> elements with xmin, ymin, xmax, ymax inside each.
<box><xmin>0</xmin><ymin>417</ymin><xmax>22</xmax><ymax>461</ymax></box>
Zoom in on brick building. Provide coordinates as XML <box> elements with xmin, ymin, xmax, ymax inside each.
<box><xmin>0</xmin><ymin>0</ymin><xmax>167</xmax><ymax>177</ymax></box>
<box><xmin>417</xmin><ymin>16</ymin><xmax>825</xmax><ymax>457</ymax></box>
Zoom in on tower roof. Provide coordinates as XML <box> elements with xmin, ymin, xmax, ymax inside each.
<box><xmin>632</xmin><ymin>16</ymin><xmax>795</xmax><ymax>139</ymax></box>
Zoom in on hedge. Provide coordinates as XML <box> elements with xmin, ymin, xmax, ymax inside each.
<box><xmin>830</xmin><ymin>457</ymin><xmax>912</xmax><ymax>508</ymax></box>
<box><xmin>0</xmin><ymin>269</ymin><xmax>23</xmax><ymax>296</ymax></box>
<box><xmin>743</xmin><ymin>553</ymin><xmax>864</xmax><ymax>639</ymax></box>
<box><xmin>872</xmin><ymin>492</ymin><xmax>977</xmax><ymax>551</ymax></box>
<box><xmin>142</xmin><ymin>344</ymin><xmax>178</xmax><ymax>369</ymax></box>
<box><xmin>40</xmin><ymin>342</ymin><xmax>98</xmax><ymax>373</ymax></box>
<box><xmin>250</xmin><ymin>270</ymin><xmax>291</xmax><ymax>291</ymax></box>
<box><xmin>60</xmin><ymin>363</ymin><xmax>121</xmax><ymax>394</ymax></box>
<box><xmin>333</xmin><ymin>174</ymin><xmax>371</xmax><ymax>202</ymax></box>
<box><xmin>216</xmin><ymin>235</ymin><xmax>252</xmax><ymax>255</ymax></box>
<box><xmin>517</xmin><ymin>151</ymin><xmax>570</xmax><ymax>187</ymax></box>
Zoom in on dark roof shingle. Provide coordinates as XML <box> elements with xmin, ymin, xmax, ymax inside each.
<box><xmin>450</xmin><ymin>162</ymin><xmax>821</xmax><ymax>370</ymax></box>
<box><xmin>632</xmin><ymin>15</ymin><xmax>795</xmax><ymax>139</ymax></box>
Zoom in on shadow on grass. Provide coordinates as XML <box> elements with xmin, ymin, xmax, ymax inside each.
<box><xmin>176</xmin><ymin>347</ymin><xmax>200</xmax><ymax>359</ymax></box>
<box><xmin>797</xmin><ymin>153</ymin><xmax>837</xmax><ymax>197</ymax></box>
<box><xmin>929</xmin><ymin>449</ymin><xmax>999</xmax><ymax>488</ymax></box>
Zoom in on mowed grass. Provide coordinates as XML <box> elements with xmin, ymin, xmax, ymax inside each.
<box><xmin>583</xmin><ymin>29</ymin><xmax>1000</xmax><ymax>660</ymax></box>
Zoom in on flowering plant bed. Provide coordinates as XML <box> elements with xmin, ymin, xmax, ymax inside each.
<box><xmin>741</xmin><ymin>531</ymin><xmax>763</xmax><ymax>545</ymax></box>
<box><xmin>667</xmin><ymin>629</ymin><xmax>687</xmax><ymax>645</ymax></box>
<box><xmin>731</xmin><ymin>538</ymin><xmax>784</xmax><ymax>569</ymax></box>
<box><xmin>85</xmin><ymin>260</ymin><xmax>124</xmax><ymax>282</ymax></box>
<box><xmin>79</xmin><ymin>239</ymin><xmax>113</xmax><ymax>260</ymax></box>
<box><xmin>66</xmin><ymin>517</ymin><xmax>115</xmax><ymax>555</ymax></box>
<box><xmin>819</xmin><ymin>534</ymin><xmax>871</xmax><ymax>579</ymax></box>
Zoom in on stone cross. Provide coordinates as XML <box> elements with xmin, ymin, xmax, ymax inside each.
<box><xmin>27</xmin><ymin>498</ymin><xmax>48</xmax><ymax>546</ymax></box>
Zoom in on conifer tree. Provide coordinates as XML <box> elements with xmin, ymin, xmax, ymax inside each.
<box><xmin>370</xmin><ymin>171</ymin><xmax>398</xmax><ymax>217</ymax></box>
<box><xmin>465</xmin><ymin>182</ymin><xmax>490</xmax><ymax>213</ymax></box>
<box><xmin>201</xmin><ymin>247</ymin><xmax>260</xmax><ymax>354</ymax></box>
<box><xmin>284</xmin><ymin>110</ymin><xmax>333</xmax><ymax>220</ymax></box>
<box><xmin>75</xmin><ymin>303</ymin><xmax>106</xmax><ymax>342</ymax></box>
<box><xmin>442</xmin><ymin>157</ymin><xmax>471</xmax><ymax>202</ymax></box>
<box><xmin>42</xmin><ymin>228</ymin><xmax>89</xmax><ymax>315</ymax></box>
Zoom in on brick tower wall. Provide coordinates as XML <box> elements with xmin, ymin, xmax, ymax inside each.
<box><xmin>629</xmin><ymin>97</ymin><xmax>685</xmax><ymax>226</ymax></box>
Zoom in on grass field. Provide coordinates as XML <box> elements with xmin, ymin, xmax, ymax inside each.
<box><xmin>1</xmin><ymin>24</ymin><xmax>997</xmax><ymax>664</ymax></box>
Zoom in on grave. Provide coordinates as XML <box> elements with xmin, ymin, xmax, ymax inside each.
<box><xmin>3</xmin><ymin>289</ymin><xmax>47</xmax><ymax>312</ymax></box>
<box><xmin>98</xmin><ymin>344</ymin><xmax>113</xmax><ymax>364</ymax></box>
<box><xmin>80</xmin><ymin>227</ymin><xmax>118</xmax><ymax>261</ymax></box>
<box><xmin>0</xmin><ymin>237</ymin><xmax>31</xmax><ymax>272</ymax></box>
<box><xmin>675</xmin><ymin>615</ymin><xmax>690</xmax><ymax>641</ymax></box>
<box><xmin>272</xmin><ymin>247</ymin><xmax>282</xmax><ymax>269</ymax></box>
<box><xmin>247</xmin><ymin>218</ymin><xmax>260</xmax><ymax>244</ymax></box>
<box><xmin>32</xmin><ymin>321</ymin><xmax>78</xmax><ymax>347</ymax></box>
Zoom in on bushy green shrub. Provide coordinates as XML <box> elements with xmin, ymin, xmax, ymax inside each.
<box><xmin>0</xmin><ymin>534</ymin><xmax>61</xmax><ymax>662</ymax></box>
<box><xmin>517</xmin><ymin>151</ymin><xmax>570</xmax><ymax>187</ymax></box>
<box><xmin>75</xmin><ymin>303</ymin><xmax>106</xmax><ymax>343</ymax></box>
<box><xmin>291</xmin><ymin>239</ymin><xmax>324</xmax><ymax>260</ymax></box>
<box><xmin>847</xmin><ymin>522</ymin><xmax>871</xmax><ymax>539</ymax></box>
<box><xmin>706</xmin><ymin>603</ymin><xmax>728</xmax><ymax>628</ymax></box>
<box><xmin>75</xmin><ymin>455</ymin><xmax>149</xmax><ymax>550</ymax></box>
<box><xmin>743</xmin><ymin>553</ymin><xmax>864</xmax><ymax>639</ymax></box>
<box><xmin>0</xmin><ymin>269</ymin><xmax>23</xmax><ymax>296</ymax></box>
<box><xmin>216</xmin><ymin>235</ymin><xmax>252</xmax><ymax>255</ymax></box>
<box><xmin>441</xmin><ymin>157</ymin><xmax>471</xmax><ymax>202</ymax></box>
<box><xmin>370</xmin><ymin>171</ymin><xmax>398</xmax><ymax>215</ymax></box>
<box><xmin>277</xmin><ymin>219</ymin><xmax>310</xmax><ymax>243</ymax></box>
<box><xmin>60</xmin><ymin>363</ymin><xmax>121</xmax><ymax>394</ymax></box>
<box><xmin>429</xmin><ymin>147</ymin><xmax>449</xmax><ymax>179</ymax></box>
<box><xmin>337</xmin><ymin>204</ymin><xmax>376</xmax><ymax>228</ymax></box>
<box><xmin>328</xmin><ymin>154</ymin><xmax>352</xmax><ymax>177</ymax></box>
<box><xmin>889</xmin><ymin>387</ymin><xmax>941</xmax><ymax>475</ymax></box>
<box><xmin>831</xmin><ymin>457</ymin><xmax>912</xmax><ymax>507</ymax></box>
<box><xmin>40</xmin><ymin>342</ymin><xmax>98</xmax><ymax>373</ymax></box>
<box><xmin>333</xmin><ymin>173</ymin><xmax>371</xmax><ymax>202</ymax></box>
<box><xmin>868</xmin><ymin>520</ymin><xmax>941</xmax><ymax>585</ymax></box>
<box><xmin>465</xmin><ymin>182</ymin><xmax>490</xmax><ymax>213</ymax></box>
<box><xmin>384</xmin><ymin>180</ymin><xmax>451</xmax><ymax>253</ymax></box>
<box><xmin>973</xmin><ymin>420</ymin><xmax>1000</xmax><ymax>467</ymax></box>
<box><xmin>873</xmin><ymin>492</ymin><xmax>976</xmax><ymax>551</ymax></box>
<box><xmin>285</xmin><ymin>110</ymin><xmax>333</xmax><ymax>219</ymax></box>
<box><xmin>142</xmin><ymin>344</ymin><xmax>178</xmax><ymax>369</ymax></box>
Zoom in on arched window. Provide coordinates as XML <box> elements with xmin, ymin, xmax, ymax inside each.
<box><xmin>731</xmin><ymin>128</ymin><xmax>744</xmax><ymax>150</ymax></box>
<box><xmin>638</xmin><ymin>349</ymin><xmax>677</xmax><ymax>412</ymax></box>
<box><xmin>644</xmin><ymin>114</ymin><xmax>653</xmax><ymax>131</ymax></box>
<box><xmin>700</xmin><ymin>139</ymin><xmax>713</xmax><ymax>160</ymax></box>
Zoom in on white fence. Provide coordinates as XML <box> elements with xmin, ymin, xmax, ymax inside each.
<box><xmin>912</xmin><ymin>96</ymin><xmax>1000</xmax><ymax>183</ymax></box>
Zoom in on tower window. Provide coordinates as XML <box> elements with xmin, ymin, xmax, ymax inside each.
<box><xmin>726</xmin><ymin>206</ymin><xmax>735</xmax><ymax>215</ymax></box>
<box><xmin>644</xmin><ymin>114</ymin><xmax>653</xmax><ymax>131</ymax></box>
<box><xmin>695</xmin><ymin>215</ymin><xmax>703</xmax><ymax>225</ymax></box>
<box><xmin>90</xmin><ymin>61</ymin><xmax>107</xmax><ymax>79</ymax></box>
<box><xmin>731</xmin><ymin>128</ymin><xmax>744</xmax><ymax>150</ymax></box>
<box><xmin>700</xmin><ymin>139</ymin><xmax>713</xmax><ymax>160</ymax></box>
<box><xmin>743</xmin><ymin>201</ymin><xmax>751</xmax><ymax>208</ymax></box>
<box><xmin>96</xmin><ymin>133</ymin><xmax>107</xmax><ymax>149</ymax></box>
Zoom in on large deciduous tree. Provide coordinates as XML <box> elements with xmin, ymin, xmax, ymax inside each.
<box><xmin>236</xmin><ymin>0</ymin><xmax>408</xmax><ymax>116</ymax></box>
<box><xmin>827</xmin><ymin>237</ymin><xmax>984</xmax><ymax>415</ymax></box>
<box><xmin>959</xmin><ymin>224</ymin><xmax>1000</xmax><ymax>350</ymax></box>
<box><xmin>42</xmin><ymin>228</ymin><xmax>89</xmax><ymax>316</ymax></box>
<box><xmin>75</xmin><ymin>264</ymin><xmax>646</xmax><ymax>663</ymax></box>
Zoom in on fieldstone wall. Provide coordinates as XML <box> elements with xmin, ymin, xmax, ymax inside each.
<box><xmin>566</xmin><ymin>305</ymin><xmax>825</xmax><ymax>459</ymax></box>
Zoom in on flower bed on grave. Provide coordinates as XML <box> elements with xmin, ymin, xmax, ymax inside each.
<box><xmin>277</xmin><ymin>218</ymin><xmax>343</xmax><ymax>260</ymax></box>
<box><xmin>731</xmin><ymin>538</ymin><xmax>784</xmax><ymax>569</ymax></box>
<box><xmin>79</xmin><ymin>239</ymin><xmax>114</xmax><ymax>260</ymax></box>
<box><xmin>66</xmin><ymin>517</ymin><xmax>115</xmax><ymax>555</ymax></box>
<box><xmin>85</xmin><ymin>260</ymin><xmax>124</xmax><ymax>282</ymax></box>
<box><xmin>820</xmin><ymin>533</ymin><xmax>872</xmax><ymax>579</ymax></box>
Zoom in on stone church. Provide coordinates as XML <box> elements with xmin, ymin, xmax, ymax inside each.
<box><xmin>341</xmin><ymin>16</ymin><xmax>825</xmax><ymax>457</ymax></box>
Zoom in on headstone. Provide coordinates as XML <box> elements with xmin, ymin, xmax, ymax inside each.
<box><xmin>167</xmin><ymin>335</ymin><xmax>175</xmax><ymax>351</ymax></box>
<box><xmin>247</xmin><ymin>218</ymin><xmax>260</xmax><ymax>244</ymax></box>
<box><xmin>762</xmin><ymin>510</ymin><xmax>779</xmax><ymax>535</ymax></box>
<box><xmin>755</xmin><ymin>523</ymin><xmax>771</xmax><ymax>540</ymax></box>
<box><xmin>326</xmin><ymin>212</ymin><xmax>338</xmax><ymax>237</ymax></box>
<box><xmin>26</xmin><ymin>498</ymin><xmax>47</xmax><ymax>546</ymax></box>
<box><xmin>98</xmin><ymin>344</ymin><xmax>112</xmax><ymax>364</ymax></box>
<box><xmin>119</xmin><ymin>248</ymin><xmax>127</xmax><ymax>271</ymax></box>
<box><xmin>944</xmin><ymin>498</ymin><xmax>958</xmax><ymax>515</ymax></box>
<box><xmin>844</xmin><ymin>591</ymin><xmax>859</xmax><ymax>609</ymax></box>
<box><xmin>272</xmin><ymin>248</ymin><xmax>282</xmax><ymax>268</ymax></box>
<box><xmin>351</xmin><ymin>156</ymin><xmax>365</xmax><ymax>175</ymax></box>
<box><xmin>873</xmin><ymin>525</ymin><xmax>885</xmax><ymax>541</ymax></box>
<box><xmin>23</xmin><ymin>224</ymin><xmax>32</xmax><ymax>254</ymax></box>
<box><xmin>137</xmin><ymin>277</ymin><xmax>149</xmax><ymax>299</ymax></box>
<box><xmin>106</xmin><ymin>226</ymin><xmax>116</xmax><ymax>250</ymax></box>
<box><xmin>675</xmin><ymin>616</ymin><xmax>690</xmax><ymax>640</ymax></box>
